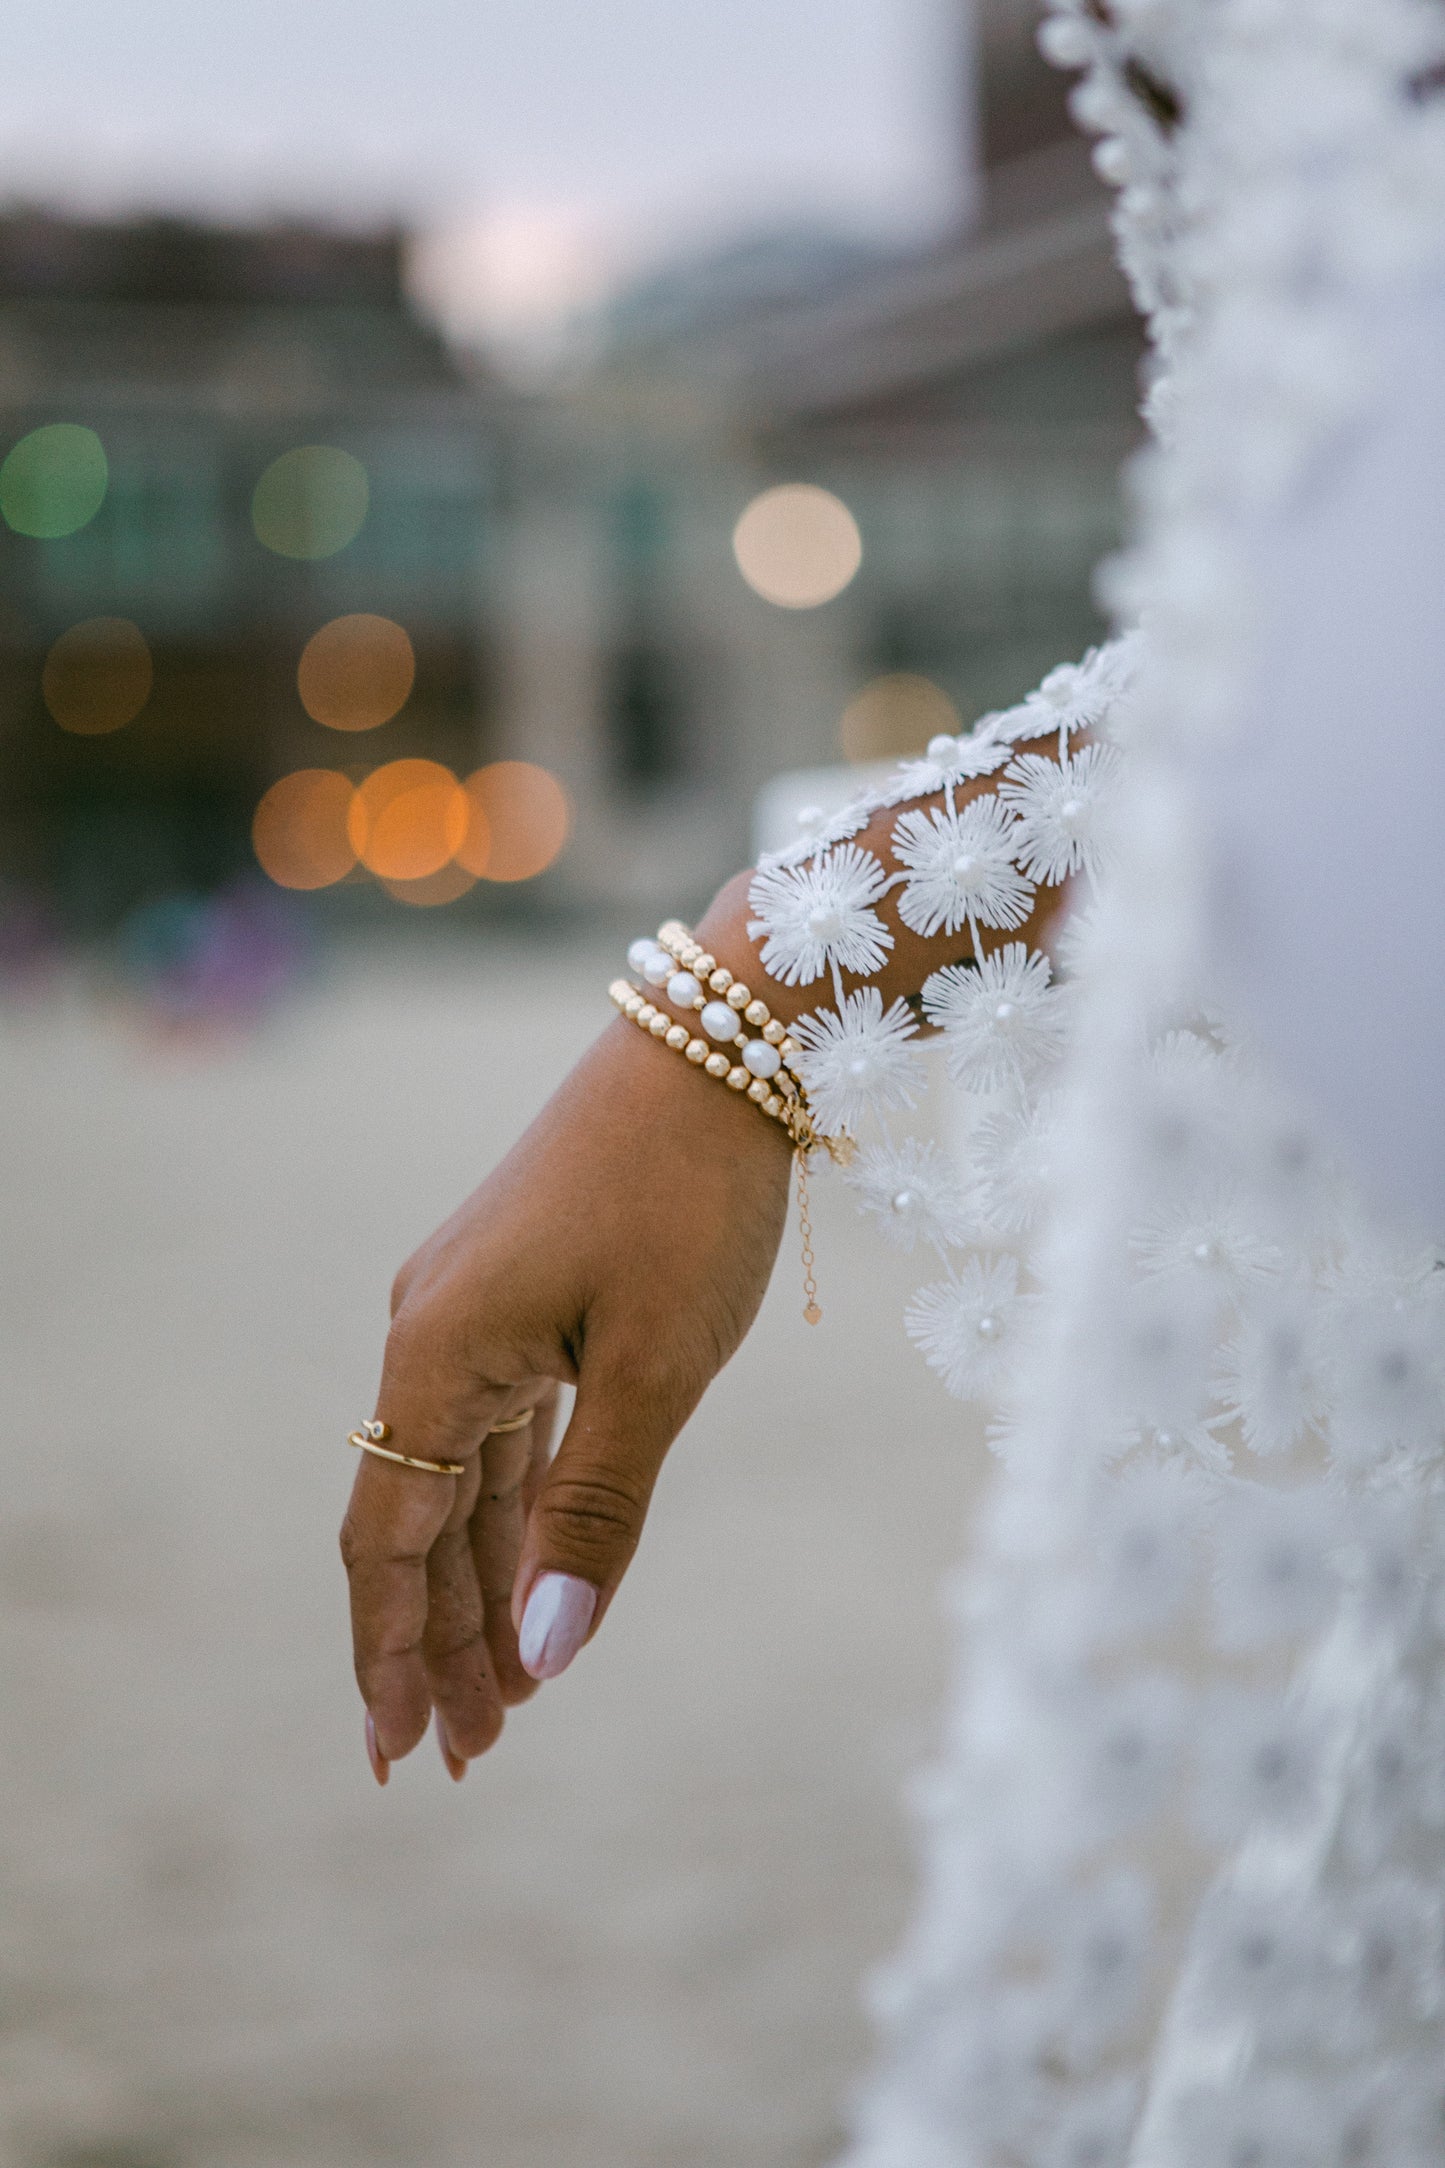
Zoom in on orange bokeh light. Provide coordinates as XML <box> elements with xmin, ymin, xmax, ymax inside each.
<box><xmin>298</xmin><ymin>613</ymin><xmax>415</xmax><ymax>731</ymax></box>
<box><xmin>43</xmin><ymin>616</ymin><xmax>153</xmax><ymax>735</ymax></box>
<box><xmin>252</xmin><ymin>770</ymin><xmax>358</xmax><ymax>889</ymax></box>
<box><xmin>458</xmin><ymin>761</ymin><xmax>570</xmax><ymax>882</ymax></box>
<box><xmin>382</xmin><ymin>862</ymin><xmax>481</xmax><ymax>908</ymax></box>
<box><xmin>347</xmin><ymin>759</ymin><xmax>469</xmax><ymax>881</ymax></box>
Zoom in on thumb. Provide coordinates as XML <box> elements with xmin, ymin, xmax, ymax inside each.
<box><xmin>511</xmin><ymin>1355</ymin><xmax>696</xmax><ymax>1681</ymax></box>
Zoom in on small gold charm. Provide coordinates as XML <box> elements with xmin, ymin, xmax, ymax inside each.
<box><xmin>804</xmin><ymin>1302</ymin><xmax>823</xmax><ymax>1327</ymax></box>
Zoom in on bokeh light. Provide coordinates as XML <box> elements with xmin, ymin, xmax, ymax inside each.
<box><xmin>297</xmin><ymin>613</ymin><xmax>415</xmax><ymax>731</ymax></box>
<box><xmin>252</xmin><ymin>446</ymin><xmax>369</xmax><ymax>560</ymax></box>
<box><xmin>251</xmin><ymin>770</ymin><xmax>358</xmax><ymax>890</ymax></box>
<box><xmin>42</xmin><ymin>617</ymin><xmax>153</xmax><ymax>736</ymax></box>
<box><xmin>347</xmin><ymin>760</ymin><xmax>469</xmax><ymax>881</ymax></box>
<box><xmin>0</xmin><ymin>424</ymin><xmax>108</xmax><ymax>538</ymax></box>
<box><xmin>732</xmin><ymin>483</ymin><xmax>862</xmax><ymax>609</ymax></box>
<box><xmin>382</xmin><ymin>863</ymin><xmax>480</xmax><ymax>907</ymax></box>
<box><xmin>458</xmin><ymin>761</ymin><xmax>570</xmax><ymax>882</ymax></box>
<box><xmin>841</xmin><ymin>673</ymin><xmax>961</xmax><ymax>762</ymax></box>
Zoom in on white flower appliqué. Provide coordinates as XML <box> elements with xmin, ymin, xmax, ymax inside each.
<box><xmin>923</xmin><ymin>943</ymin><xmax>1066</xmax><ymax>1091</ymax></box>
<box><xmin>905</xmin><ymin>1254</ymin><xmax>1028</xmax><ymax>1401</ymax></box>
<box><xmin>846</xmin><ymin>1137</ymin><xmax>968</xmax><ymax>1254</ymax></box>
<box><xmin>747</xmin><ymin>843</ymin><xmax>893</xmax><ymax>988</ymax></box>
<box><xmin>881</xmin><ymin>720</ymin><xmax>1013</xmax><ymax>804</ymax></box>
<box><xmin>999</xmin><ymin>742</ymin><xmax>1122</xmax><ymax>886</ymax></box>
<box><xmin>892</xmin><ymin>797</ymin><xmax>1036</xmax><ymax>938</ymax></box>
<box><xmin>788</xmin><ymin>987</ymin><xmax>919</xmax><ymax>1136</ymax></box>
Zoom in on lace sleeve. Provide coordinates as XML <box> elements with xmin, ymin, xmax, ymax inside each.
<box><xmin>738</xmin><ymin>633</ymin><xmax>1138</xmax><ymax>1401</ymax></box>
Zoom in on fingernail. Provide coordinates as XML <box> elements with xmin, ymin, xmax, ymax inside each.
<box><xmin>435</xmin><ymin>1711</ymin><xmax>467</xmax><ymax>1783</ymax></box>
<box><xmin>365</xmin><ymin>1710</ymin><xmax>389</xmax><ymax>1787</ymax></box>
<box><xmin>519</xmin><ymin>1572</ymin><xmax>597</xmax><ymax>1680</ymax></box>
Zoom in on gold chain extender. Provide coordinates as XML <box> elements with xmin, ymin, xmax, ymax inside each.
<box><xmin>794</xmin><ymin>1146</ymin><xmax>822</xmax><ymax>1325</ymax></box>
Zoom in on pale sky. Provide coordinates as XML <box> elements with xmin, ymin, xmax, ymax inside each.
<box><xmin>0</xmin><ymin>0</ymin><xmax>965</xmax><ymax>265</ymax></box>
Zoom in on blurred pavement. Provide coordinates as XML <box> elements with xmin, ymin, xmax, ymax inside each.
<box><xmin>0</xmin><ymin>941</ymin><xmax>989</xmax><ymax>2168</ymax></box>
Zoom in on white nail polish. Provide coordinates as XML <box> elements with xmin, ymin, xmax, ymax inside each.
<box><xmin>519</xmin><ymin>1572</ymin><xmax>597</xmax><ymax>1680</ymax></box>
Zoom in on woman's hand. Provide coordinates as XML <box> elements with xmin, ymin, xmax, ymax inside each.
<box><xmin>339</xmin><ymin>1005</ymin><xmax>793</xmax><ymax>1780</ymax></box>
<box><xmin>340</xmin><ymin>746</ymin><xmax>1070</xmax><ymax>1783</ymax></box>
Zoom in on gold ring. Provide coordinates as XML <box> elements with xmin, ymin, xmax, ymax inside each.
<box><xmin>348</xmin><ymin>1422</ymin><xmax>466</xmax><ymax>1478</ymax></box>
<box><xmin>488</xmin><ymin>1408</ymin><xmax>539</xmax><ymax>1436</ymax></box>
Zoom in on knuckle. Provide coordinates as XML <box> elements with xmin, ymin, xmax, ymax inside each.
<box><xmin>538</xmin><ymin>1471</ymin><xmax>648</xmax><ymax>1572</ymax></box>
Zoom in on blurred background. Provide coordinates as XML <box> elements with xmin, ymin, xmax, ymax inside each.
<box><xmin>0</xmin><ymin>1</ymin><xmax>1143</xmax><ymax>2161</ymax></box>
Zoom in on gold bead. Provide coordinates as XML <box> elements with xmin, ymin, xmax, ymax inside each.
<box><xmin>726</xmin><ymin>982</ymin><xmax>750</xmax><ymax>1010</ymax></box>
<box><xmin>625</xmin><ymin>996</ymin><xmax>644</xmax><ymax>1019</ymax></box>
<box><xmin>685</xmin><ymin>1038</ymin><xmax>708</xmax><ymax>1064</ymax></box>
<box><xmin>763</xmin><ymin>1093</ymin><xmax>784</xmax><ymax>1118</ymax></box>
<box><xmin>704</xmin><ymin>1051</ymin><xmax>730</xmax><ymax>1079</ymax></box>
<box><xmin>649</xmin><ymin>1012</ymin><xmax>670</xmax><ymax>1037</ymax></box>
<box><xmin>693</xmin><ymin>952</ymin><xmax>716</xmax><ymax>978</ymax></box>
<box><xmin>746</xmin><ymin>1077</ymin><xmax>770</xmax><ymax>1104</ymax></box>
<box><xmin>779</xmin><ymin>1035</ymin><xmax>797</xmax><ymax>1056</ymax></box>
<box><xmin>665</xmin><ymin>1023</ymin><xmax>689</xmax><ymax>1050</ymax></box>
<box><xmin>762</xmin><ymin>1019</ymin><xmax>786</xmax><ymax>1045</ymax></box>
<box><xmin>637</xmin><ymin>1003</ymin><xmax>657</xmax><ymax>1025</ymax></box>
<box><xmin>744</xmin><ymin>999</ymin><xmax>769</xmax><ymax>1028</ymax></box>
<box><xmin>708</xmin><ymin>967</ymin><xmax>733</xmax><ymax>993</ymax></box>
<box><xmin>726</xmin><ymin>1065</ymin><xmax>749</xmax><ymax>1091</ymax></box>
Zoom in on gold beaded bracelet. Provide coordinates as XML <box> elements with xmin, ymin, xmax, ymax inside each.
<box><xmin>607</xmin><ymin>979</ymin><xmax>818</xmax><ymax>1148</ymax></box>
<box><xmin>613</xmin><ymin>920</ymin><xmax>860</xmax><ymax>1326</ymax></box>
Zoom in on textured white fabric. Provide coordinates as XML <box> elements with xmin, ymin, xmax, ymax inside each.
<box><xmin>740</xmin><ymin>4</ymin><xmax>1445</xmax><ymax>2159</ymax></box>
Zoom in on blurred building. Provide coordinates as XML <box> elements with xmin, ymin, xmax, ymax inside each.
<box><xmin>0</xmin><ymin>212</ymin><xmax>493</xmax><ymax>929</ymax></box>
<box><xmin>509</xmin><ymin>0</ymin><xmax>1146</xmax><ymax>913</ymax></box>
<box><xmin>0</xmin><ymin>0</ymin><xmax>1145</xmax><ymax>940</ymax></box>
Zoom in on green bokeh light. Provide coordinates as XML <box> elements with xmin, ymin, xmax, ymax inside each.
<box><xmin>252</xmin><ymin>446</ymin><xmax>369</xmax><ymax>560</ymax></box>
<box><xmin>0</xmin><ymin>424</ymin><xmax>109</xmax><ymax>539</ymax></box>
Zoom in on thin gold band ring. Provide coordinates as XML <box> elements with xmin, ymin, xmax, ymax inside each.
<box><xmin>488</xmin><ymin>1409</ymin><xmax>539</xmax><ymax>1436</ymax></box>
<box><xmin>347</xmin><ymin>1421</ymin><xmax>466</xmax><ymax>1479</ymax></box>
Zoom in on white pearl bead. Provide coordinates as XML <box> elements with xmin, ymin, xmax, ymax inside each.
<box><xmin>666</xmin><ymin>971</ymin><xmax>702</xmax><ymax>1008</ymax></box>
<box><xmin>927</xmin><ymin>732</ymin><xmax>959</xmax><ymax>764</ymax></box>
<box><xmin>1060</xmin><ymin>798</ymin><xmax>1083</xmax><ymax>826</ymax></box>
<box><xmin>641</xmin><ymin>949</ymin><xmax>673</xmax><ymax>987</ymax></box>
<box><xmin>847</xmin><ymin>1054</ymin><xmax>873</xmax><ymax>1080</ymax></box>
<box><xmin>994</xmin><ymin>1001</ymin><xmax>1014</xmax><ymax>1021</ymax></box>
<box><xmin>741</xmin><ymin>1038</ymin><xmax>781</xmax><ymax>1079</ymax></box>
<box><xmin>891</xmin><ymin>1188</ymin><xmax>916</xmax><ymax>1214</ymax></box>
<box><xmin>952</xmin><ymin>853</ymin><xmax>976</xmax><ymax>882</ymax></box>
<box><xmin>796</xmin><ymin>804</ymin><xmax>826</xmax><ymax>833</ymax></box>
<box><xmin>701</xmin><ymin>1000</ymin><xmax>741</xmax><ymax>1044</ymax></box>
<box><xmin>976</xmin><ymin>1314</ymin><xmax>1000</xmax><ymax>1340</ymax></box>
<box><xmin>627</xmin><ymin>938</ymin><xmax>655</xmax><ymax>973</ymax></box>
<box><xmin>807</xmin><ymin>905</ymin><xmax>841</xmax><ymax>938</ymax></box>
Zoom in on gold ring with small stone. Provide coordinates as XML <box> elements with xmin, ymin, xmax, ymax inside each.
<box><xmin>347</xmin><ymin>1420</ymin><xmax>466</xmax><ymax>1478</ymax></box>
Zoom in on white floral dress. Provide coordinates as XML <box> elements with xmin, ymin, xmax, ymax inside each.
<box><xmin>736</xmin><ymin>4</ymin><xmax>1445</xmax><ymax>2161</ymax></box>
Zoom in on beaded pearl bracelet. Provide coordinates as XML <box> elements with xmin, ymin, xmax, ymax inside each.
<box><xmin>625</xmin><ymin>925</ymin><xmax>803</xmax><ymax>1093</ymax></box>
<box><xmin>617</xmin><ymin>921</ymin><xmax>851</xmax><ymax>1325</ymax></box>
<box><xmin>608</xmin><ymin>979</ymin><xmax>817</xmax><ymax>1145</ymax></box>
